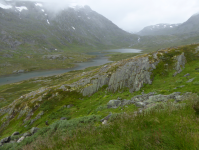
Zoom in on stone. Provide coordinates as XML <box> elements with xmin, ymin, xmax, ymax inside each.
<box><xmin>102</xmin><ymin>120</ymin><xmax>108</xmax><ymax>125</ymax></box>
<box><xmin>179</xmin><ymin>85</ymin><xmax>185</xmax><ymax>88</ymax></box>
<box><xmin>175</xmin><ymin>95</ymin><xmax>184</xmax><ymax>102</ymax></box>
<box><xmin>59</xmin><ymin>85</ymin><xmax>66</xmax><ymax>91</ymax></box>
<box><xmin>45</xmin><ymin>121</ymin><xmax>49</xmax><ymax>126</ymax></box>
<box><xmin>18</xmin><ymin>70</ymin><xmax>25</xmax><ymax>73</ymax></box>
<box><xmin>168</xmin><ymin>92</ymin><xmax>181</xmax><ymax>99</ymax></box>
<box><xmin>135</xmin><ymin>102</ymin><xmax>145</xmax><ymax>108</ymax></box>
<box><xmin>23</xmin><ymin>132</ymin><xmax>32</xmax><ymax>137</ymax></box>
<box><xmin>107</xmin><ymin>100</ymin><xmax>121</xmax><ymax>108</ymax></box>
<box><xmin>187</xmin><ymin>78</ymin><xmax>195</xmax><ymax>83</ymax></box>
<box><xmin>101</xmin><ymin>113</ymin><xmax>112</xmax><ymax>122</ymax></box>
<box><xmin>138</xmin><ymin>109</ymin><xmax>143</xmax><ymax>114</ymax></box>
<box><xmin>173</xmin><ymin>53</ymin><xmax>186</xmax><ymax>77</ymax></box>
<box><xmin>17</xmin><ymin>136</ymin><xmax>25</xmax><ymax>143</ymax></box>
<box><xmin>12</xmin><ymin>131</ymin><xmax>20</xmax><ymax>136</ymax></box>
<box><xmin>145</xmin><ymin>95</ymin><xmax>169</xmax><ymax>104</ymax></box>
<box><xmin>117</xmin><ymin>97</ymin><xmax>122</xmax><ymax>100</ymax></box>
<box><xmin>0</xmin><ymin>136</ymin><xmax>11</xmax><ymax>144</ymax></box>
<box><xmin>60</xmin><ymin>117</ymin><xmax>67</xmax><ymax>120</ymax></box>
<box><xmin>13</xmin><ymin>70</ymin><xmax>18</xmax><ymax>74</ymax></box>
<box><xmin>121</xmin><ymin>100</ymin><xmax>133</xmax><ymax>106</ymax></box>
<box><xmin>67</xmin><ymin>104</ymin><xmax>74</xmax><ymax>108</ymax></box>
<box><xmin>30</xmin><ymin>127</ymin><xmax>39</xmax><ymax>135</ymax></box>
<box><xmin>184</xmin><ymin>73</ymin><xmax>190</xmax><ymax>77</ymax></box>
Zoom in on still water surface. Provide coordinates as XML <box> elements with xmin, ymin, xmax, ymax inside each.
<box><xmin>0</xmin><ymin>49</ymin><xmax>141</xmax><ymax>85</ymax></box>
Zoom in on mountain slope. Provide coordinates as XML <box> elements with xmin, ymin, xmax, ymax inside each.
<box><xmin>138</xmin><ymin>23</ymin><xmax>180</xmax><ymax>36</ymax></box>
<box><xmin>0</xmin><ymin>1</ymin><xmax>139</xmax><ymax>76</ymax></box>
<box><xmin>175</xmin><ymin>13</ymin><xmax>199</xmax><ymax>34</ymax></box>
<box><xmin>0</xmin><ymin>1</ymin><xmax>137</xmax><ymax>52</ymax></box>
<box><xmin>138</xmin><ymin>13</ymin><xmax>199</xmax><ymax>36</ymax></box>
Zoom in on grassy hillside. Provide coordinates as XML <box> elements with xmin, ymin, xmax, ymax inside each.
<box><xmin>0</xmin><ymin>44</ymin><xmax>199</xmax><ymax>149</ymax></box>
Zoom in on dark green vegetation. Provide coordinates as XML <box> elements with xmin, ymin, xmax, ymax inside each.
<box><xmin>0</xmin><ymin>44</ymin><xmax>199</xmax><ymax>149</ymax></box>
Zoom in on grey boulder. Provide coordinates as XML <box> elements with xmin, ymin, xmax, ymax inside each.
<box><xmin>135</xmin><ymin>102</ymin><xmax>146</xmax><ymax>108</ymax></box>
<box><xmin>0</xmin><ymin>136</ymin><xmax>11</xmax><ymax>144</ymax></box>
<box><xmin>30</xmin><ymin>127</ymin><xmax>39</xmax><ymax>135</ymax></box>
<box><xmin>12</xmin><ymin>131</ymin><xmax>20</xmax><ymax>136</ymax></box>
<box><xmin>107</xmin><ymin>100</ymin><xmax>121</xmax><ymax>108</ymax></box>
<box><xmin>23</xmin><ymin>132</ymin><xmax>32</xmax><ymax>137</ymax></box>
<box><xmin>60</xmin><ymin>117</ymin><xmax>67</xmax><ymax>120</ymax></box>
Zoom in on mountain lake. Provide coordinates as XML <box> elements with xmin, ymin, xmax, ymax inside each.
<box><xmin>0</xmin><ymin>49</ymin><xmax>142</xmax><ymax>85</ymax></box>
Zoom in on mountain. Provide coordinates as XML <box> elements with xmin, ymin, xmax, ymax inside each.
<box><xmin>0</xmin><ymin>1</ymin><xmax>137</xmax><ymax>52</ymax></box>
<box><xmin>138</xmin><ymin>23</ymin><xmax>181</xmax><ymax>36</ymax></box>
<box><xmin>0</xmin><ymin>1</ymin><xmax>139</xmax><ymax>76</ymax></box>
<box><xmin>175</xmin><ymin>13</ymin><xmax>199</xmax><ymax>34</ymax></box>
<box><xmin>138</xmin><ymin>13</ymin><xmax>199</xmax><ymax>36</ymax></box>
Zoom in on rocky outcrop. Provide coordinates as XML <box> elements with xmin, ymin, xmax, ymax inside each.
<box><xmin>64</xmin><ymin>54</ymin><xmax>159</xmax><ymax>96</ymax></box>
<box><xmin>58</xmin><ymin>50</ymin><xmax>189</xmax><ymax>96</ymax></box>
<box><xmin>106</xmin><ymin>92</ymin><xmax>198</xmax><ymax>109</ymax></box>
<box><xmin>0</xmin><ymin>127</ymin><xmax>39</xmax><ymax>147</ymax></box>
<box><xmin>42</xmin><ymin>54</ymin><xmax>67</xmax><ymax>60</ymax></box>
<box><xmin>173</xmin><ymin>52</ymin><xmax>186</xmax><ymax>77</ymax></box>
<box><xmin>187</xmin><ymin>78</ymin><xmax>195</xmax><ymax>83</ymax></box>
<box><xmin>107</xmin><ymin>100</ymin><xmax>121</xmax><ymax>108</ymax></box>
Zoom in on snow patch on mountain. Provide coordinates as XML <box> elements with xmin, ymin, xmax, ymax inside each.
<box><xmin>16</xmin><ymin>6</ymin><xmax>28</xmax><ymax>12</ymax></box>
<box><xmin>138</xmin><ymin>37</ymin><xmax>140</xmax><ymax>42</ymax></box>
<box><xmin>0</xmin><ymin>3</ymin><xmax>12</xmax><ymax>9</ymax></box>
<box><xmin>47</xmin><ymin>20</ymin><xmax>50</xmax><ymax>24</ymax></box>
<box><xmin>69</xmin><ymin>3</ymin><xmax>84</xmax><ymax>9</ymax></box>
<box><xmin>72</xmin><ymin>26</ymin><xmax>75</xmax><ymax>30</ymax></box>
<box><xmin>35</xmin><ymin>3</ymin><xmax>43</xmax><ymax>7</ymax></box>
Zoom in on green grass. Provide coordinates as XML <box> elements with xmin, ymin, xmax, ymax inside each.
<box><xmin>107</xmin><ymin>52</ymin><xmax>142</xmax><ymax>61</ymax></box>
<box><xmin>0</xmin><ymin>51</ymin><xmax>95</xmax><ymax>76</ymax></box>
<box><xmin>3</xmin><ymin>97</ymin><xmax>199</xmax><ymax>150</ymax></box>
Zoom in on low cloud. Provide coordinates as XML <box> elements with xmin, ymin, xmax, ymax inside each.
<box><xmin>4</xmin><ymin>0</ymin><xmax>199</xmax><ymax>32</ymax></box>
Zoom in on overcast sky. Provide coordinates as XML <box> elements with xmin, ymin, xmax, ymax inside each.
<box><xmin>5</xmin><ymin>0</ymin><xmax>199</xmax><ymax>32</ymax></box>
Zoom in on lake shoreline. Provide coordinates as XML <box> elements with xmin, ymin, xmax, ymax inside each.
<box><xmin>0</xmin><ymin>49</ymin><xmax>142</xmax><ymax>86</ymax></box>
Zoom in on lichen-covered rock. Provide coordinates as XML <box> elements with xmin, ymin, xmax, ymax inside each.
<box><xmin>0</xmin><ymin>136</ymin><xmax>11</xmax><ymax>144</ymax></box>
<box><xmin>30</xmin><ymin>127</ymin><xmax>39</xmax><ymax>135</ymax></box>
<box><xmin>65</xmin><ymin>54</ymin><xmax>158</xmax><ymax>96</ymax></box>
<box><xmin>173</xmin><ymin>52</ymin><xmax>186</xmax><ymax>77</ymax></box>
<box><xmin>187</xmin><ymin>78</ymin><xmax>195</xmax><ymax>83</ymax></box>
<box><xmin>12</xmin><ymin>131</ymin><xmax>20</xmax><ymax>136</ymax></box>
<box><xmin>17</xmin><ymin>136</ymin><xmax>25</xmax><ymax>143</ymax></box>
<box><xmin>59</xmin><ymin>85</ymin><xmax>67</xmax><ymax>91</ymax></box>
<box><xmin>184</xmin><ymin>73</ymin><xmax>190</xmax><ymax>77</ymax></box>
<box><xmin>23</xmin><ymin>132</ymin><xmax>32</xmax><ymax>137</ymax></box>
<box><xmin>121</xmin><ymin>100</ymin><xmax>134</xmax><ymax>106</ymax></box>
<box><xmin>107</xmin><ymin>100</ymin><xmax>121</xmax><ymax>108</ymax></box>
<box><xmin>135</xmin><ymin>102</ymin><xmax>146</xmax><ymax>108</ymax></box>
<box><xmin>101</xmin><ymin>113</ymin><xmax>112</xmax><ymax>122</ymax></box>
<box><xmin>145</xmin><ymin>95</ymin><xmax>169</xmax><ymax>104</ymax></box>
